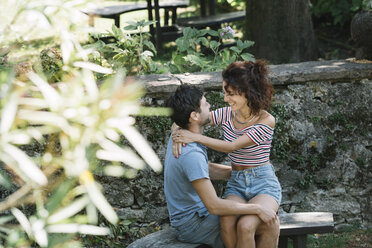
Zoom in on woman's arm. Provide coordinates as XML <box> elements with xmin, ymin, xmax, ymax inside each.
<box><xmin>173</xmin><ymin>129</ymin><xmax>255</xmax><ymax>153</ymax></box>
<box><xmin>174</xmin><ymin>112</ymin><xmax>276</xmax><ymax>153</ymax></box>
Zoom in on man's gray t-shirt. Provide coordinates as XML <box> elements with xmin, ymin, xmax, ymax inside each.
<box><xmin>164</xmin><ymin>136</ymin><xmax>210</xmax><ymax>227</ymax></box>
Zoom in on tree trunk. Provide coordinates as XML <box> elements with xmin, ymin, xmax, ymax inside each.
<box><xmin>245</xmin><ymin>0</ymin><xmax>318</xmax><ymax>64</ymax></box>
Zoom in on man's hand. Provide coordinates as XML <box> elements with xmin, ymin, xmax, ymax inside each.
<box><xmin>257</xmin><ymin>206</ymin><xmax>278</xmax><ymax>224</ymax></box>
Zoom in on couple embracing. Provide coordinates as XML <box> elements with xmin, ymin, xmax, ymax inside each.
<box><xmin>164</xmin><ymin>60</ymin><xmax>282</xmax><ymax>248</ymax></box>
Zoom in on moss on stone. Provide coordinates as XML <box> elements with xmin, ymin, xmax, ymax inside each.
<box><xmin>136</xmin><ymin>116</ymin><xmax>172</xmax><ymax>143</ymax></box>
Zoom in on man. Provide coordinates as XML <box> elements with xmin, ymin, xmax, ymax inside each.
<box><xmin>164</xmin><ymin>84</ymin><xmax>279</xmax><ymax>247</ymax></box>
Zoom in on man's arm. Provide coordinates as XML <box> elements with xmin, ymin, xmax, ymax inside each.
<box><xmin>192</xmin><ymin>178</ymin><xmax>277</xmax><ymax>223</ymax></box>
<box><xmin>208</xmin><ymin>162</ymin><xmax>231</xmax><ymax>180</ymax></box>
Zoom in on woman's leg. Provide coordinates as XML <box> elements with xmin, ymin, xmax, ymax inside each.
<box><xmin>220</xmin><ymin>195</ymin><xmax>246</xmax><ymax>248</ymax></box>
<box><xmin>236</xmin><ymin>194</ymin><xmax>279</xmax><ymax>248</ymax></box>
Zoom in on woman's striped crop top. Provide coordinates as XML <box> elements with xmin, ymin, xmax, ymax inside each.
<box><xmin>211</xmin><ymin>107</ymin><xmax>274</xmax><ymax>167</ymax></box>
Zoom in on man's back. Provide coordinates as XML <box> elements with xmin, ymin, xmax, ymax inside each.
<box><xmin>164</xmin><ymin>136</ymin><xmax>210</xmax><ymax>227</ymax></box>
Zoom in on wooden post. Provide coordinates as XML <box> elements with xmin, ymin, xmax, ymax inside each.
<box><xmin>200</xmin><ymin>0</ymin><xmax>206</xmax><ymax>17</ymax></box>
<box><xmin>278</xmin><ymin>236</ymin><xmax>288</xmax><ymax>248</ymax></box>
<box><xmin>292</xmin><ymin>235</ymin><xmax>307</xmax><ymax>248</ymax></box>
<box><xmin>147</xmin><ymin>0</ymin><xmax>155</xmax><ymax>44</ymax></box>
<box><xmin>153</xmin><ymin>0</ymin><xmax>162</xmax><ymax>51</ymax></box>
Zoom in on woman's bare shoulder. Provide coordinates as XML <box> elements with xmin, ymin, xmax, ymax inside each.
<box><xmin>256</xmin><ymin>110</ymin><xmax>275</xmax><ymax>128</ymax></box>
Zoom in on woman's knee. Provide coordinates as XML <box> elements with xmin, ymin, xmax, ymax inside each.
<box><xmin>236</xmin><ymin>216</ymin><xmax>259</xmax><ymax>235</ymax></box>
<box><xmin>220</xmin><ymin>215</ymin><xmax>237</xmax><ymax>230</ymax></box>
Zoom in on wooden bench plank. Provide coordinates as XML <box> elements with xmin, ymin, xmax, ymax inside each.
<box><xmin>177</xmin><ymin>11</ymin><xmax>245</xmax><ymax>28</ymax></box>
<box><xmin>279</xmin><ymin>212</ymin><xmax>334</xmax><ymax>236</ymax></box>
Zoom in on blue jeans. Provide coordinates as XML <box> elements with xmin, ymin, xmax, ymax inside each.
<box><xmin>174</xmin><ymin>213</ymin><xmax>224</xmax><ymax>248</ymax></box>
<box><xmin>224</xmin><ymin>164</ymin><xmax>282</xmax><ymax>205</ymax></box>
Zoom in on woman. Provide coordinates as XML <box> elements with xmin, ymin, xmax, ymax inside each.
<box><xmin>173</xmin><ymin>60</ymin><xmax>282</xmax><ymax>248</ymax></box>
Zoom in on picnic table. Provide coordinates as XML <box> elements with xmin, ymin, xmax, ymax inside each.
<box><xmin>84</xmin><ymin>0</ymin><xmax>245</xmax><ymax>51</ymax></box>
<box><xmin>83</xmin><ymin>0</ymin><xmax>189</xmax><ymax>28</ymax></box>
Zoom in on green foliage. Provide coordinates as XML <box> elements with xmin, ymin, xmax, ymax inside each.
<box><xmin>40</xmin><ymin>48</ymin><xmax>64</xmax><ymax>83</ymax></box>
<box><xmin>311</xmin><ymin>116</ymin><xmax>321</xmax><ymax>124</ymax></box>
<box><xmin>328</xmin><ymin>113</ymin><xmax>348</xmax><ymax>125</ymax></box>
<box><xmin>169</xmin><ymin>27</ymin><xmax>255</xmax><ymax>73</ymax></box>
<box><xmin>87</xmin><ymin>21</ymin><xmax>166</xmax><ymax>76</ymax></box>
<box><xmin>306</xmin><ymin>227</ymin><xmax>372</xmax><ymax>248</ymax></box>
<box><xmin>355</xmin><ymin>157</ymin><xmax>366</xmax><ymax>167</ymax></box>
<box><xmin>0</xmin><ymin>1</ymin><xmax>167</xmax><ymax>247</ymax></box>
<box><xmin>298</xmin><ymin>171</ymin><xmax>315</xmax><ymax>189</ymax></box>
<box><xmin>138</xmin><ymin>116</ymin><xmax>172</xmax><ymax>143</ymax></box>
<box><xmin>270</xmin><ymin>104</ymin><xmax>290</xmax><ymax>161</ymax></box>
<box><xmin>310</xmin><ymin>0</ymin><xmax>367</xmax><ymax>26</ymax></box>
<box><xmin>365</xmin><ymin>0</ymin><xmax>372</xmax><ymax>9</ymax></box>
<box><xmin>205</xmin><ymin>91</ymin><xmax>227</xmax><ymax>109</ymax></box>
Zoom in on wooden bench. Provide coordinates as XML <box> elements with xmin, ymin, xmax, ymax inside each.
<box><xmin>278</xmin><ymin>212</ymin><xmax>334</xmax><ymax>248</ymax></box>
<box><xmin>83</xmin><ymin>1</ymin><xmax>189</xmax><ymax>27</ymax></box>
<box><xmin>177</xmin><ymin>10</ymin><xmax>245</xmax><ymax>29</ymax></box>
<box><xmin>127</xmin><ymin>212</ymin><xmax>334</xmax><ymax>248</ymax></box>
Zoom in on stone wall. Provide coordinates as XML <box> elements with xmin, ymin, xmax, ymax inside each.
<box><xmin>100</xmin><ymin>60</ymin><xmax>372</xmax><ymax>232</ymax></box>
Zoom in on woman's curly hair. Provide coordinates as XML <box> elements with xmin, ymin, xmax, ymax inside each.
<box><xmin>222</xmin><ymin>60</ymin><xmax>273</xmax><ymax>115</ymax></box>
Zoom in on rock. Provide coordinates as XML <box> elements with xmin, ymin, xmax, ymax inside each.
<box><xmin>127</xmin><ymin>227</ymin><xmax>201</xmax><ymax>248</ymax></box>
<box><xmin>117</xmin><ymin>206</ymin><xmax>169</xmax><ymax>222</ymax></box>
<box><xmin>334</xmin><ymin>223</ymin><xmax>354</xmax><ymax>232</ymax></box>
<box><xmin>97</xmin><ymin>176</ymin><xmax>135</xmax><ymax>208</ymax></box>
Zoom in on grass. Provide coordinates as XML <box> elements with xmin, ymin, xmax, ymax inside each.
<box><xmin>284</xmin><ymin>228</ymin><xmax>372</xmax><ymax>248</ymax></box>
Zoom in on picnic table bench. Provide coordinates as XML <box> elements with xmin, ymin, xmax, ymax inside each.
<box><xmin>127</xmin><ymin>212</ymin><xmax>334</xmax><ymax>248</ymax></box>
<box><xmin>177</xmin><ymin>10</ymin><xmax>245</xmax><ymax>29</ymax></box>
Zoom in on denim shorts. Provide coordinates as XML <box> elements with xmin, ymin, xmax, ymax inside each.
<box><xmin>224</xmin><ymin>164</ymin><xmax>282</xmax><ymax>205</ymax></box>
<box><xmin>174</xmin><ymin>213</ymin><xmax>224</xmax><ymax>248</ymax></box>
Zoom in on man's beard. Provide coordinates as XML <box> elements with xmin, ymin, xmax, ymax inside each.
<box><xmin>201</xmin><ymin>116</ymin><xmax>210</xmax><ymax>126</ymax></box>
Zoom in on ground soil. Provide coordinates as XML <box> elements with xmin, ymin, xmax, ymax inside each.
<box><xmin>347</xmin><ymin>233</ymin><xmax>372</xmax><ymax>248</ymax></box>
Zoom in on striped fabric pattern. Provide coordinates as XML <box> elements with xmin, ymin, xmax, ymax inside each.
<box><xmin>211</xmin><ymin>107</ymin><xmax>274</xmax><ymax>167</ymax></box>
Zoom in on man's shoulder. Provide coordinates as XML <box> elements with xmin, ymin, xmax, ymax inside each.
<box><xmin>180</xmin><ymin>142</ymin><xmax>206</xmax><ymax>157</ymax></box>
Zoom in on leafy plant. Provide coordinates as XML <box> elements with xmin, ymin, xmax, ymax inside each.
<box><xmin>0</xmin><ymin>0</ymin><xmax>168</xmax><ymax>247</ymax></box>
<box><xmin>169</xmin><ymin>26</ymin><xmax>255</xmax><ymax>73</ymax></box>
<box><xmin>87</xmin><ymin>20</ymin><xmax>167</xmax><ymax>75</ymax></box>
<box><xmin>364</xmin><ymin>0</ymin><xmax>372</xmax><ymax>9</ymax></box>
<box><xmin>310</xmin><ymin>0</ymin><xmax>367</xmax><ymax>26</ymax></box>
<box><xmin>40</xmin><ymin>47</ymin><xmax>64</xmax><ymax>83</ymax></box>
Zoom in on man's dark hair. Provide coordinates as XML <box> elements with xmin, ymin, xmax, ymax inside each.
<box><xmin>166</xmin><ymin>84</ymin><xmax>203</xmax><ymax>129</ymax></box>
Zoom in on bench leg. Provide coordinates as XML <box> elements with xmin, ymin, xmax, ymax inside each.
<box><xmin>292</xmin><ymin>235</ymin><xmax>307</xmax><ymax>248</ymax></box>
<box><xmin>114</xmin><ymin>16</ymin><xmax>120</xmax><ymax>28</ymax></box>
<box><xmin>164</xmin><ymin>9</ymin><xmax>169</xmax><ymax>26</ymax></box>
<box><xmin>278</xmin><ymin>236</ymin><xmax>288</xmax><ymax>248</ymax></box>
<box><xmin>172</xmin><ymin>8</ymin><xmax>177</xmax><ymax>25</ymax></box>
